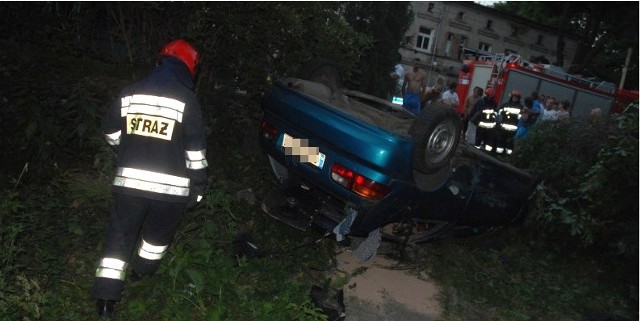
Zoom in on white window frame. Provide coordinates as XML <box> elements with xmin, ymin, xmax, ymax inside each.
<box><xmin>415</xmin><ymin>26</ymin><xmax>434</xmax><ymax>53</ymax></box>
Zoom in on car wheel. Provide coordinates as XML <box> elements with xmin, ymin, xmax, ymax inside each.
<box><xmin>409</xmin><ymin>101</ymin><xmax>461</xmax><ymax>174</ymax></box>
<box><xmin>297</xmin><ymin>58</ymin><xmax>342</xmax><ymax>92</ymax></box>
<box><xmin>379</xmin><ymin>218</ymin><xmax>454</xmax><ymax>244</ymax></box>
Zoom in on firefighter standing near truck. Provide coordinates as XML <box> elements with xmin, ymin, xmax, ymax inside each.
<box><xmin>91</xmin><ymin>39</ymin><xmax>208</xmax><ymax>318</ymax></box>
<box><xmin>495</xmin><ymin>89</ymin><xmax>523</xmax><ymax>155</ymax></box>
<box><xmin>470</xmin><ymin>87</ymin><xmax>498</xmax><ymax>153</ymax></box>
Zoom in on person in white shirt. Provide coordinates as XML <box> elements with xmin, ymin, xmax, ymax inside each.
<box><xmin>389</xmin><ymin>63</ymin><xmax>405</xmax><ymax>102</ymax></box>
<box><xmin>539</xmin><ymin>97</ymin><xmax>558</xmax><ymax>121</ymax></box>
<box><xmin>392</xmin><ymin>64</ymin><xmax>404</xmax><ymax>88</ymax></box>
<box><xmin>441</xmin><ymin>82</ymin><xmax>460</xmax><ymax>110</ymax></box>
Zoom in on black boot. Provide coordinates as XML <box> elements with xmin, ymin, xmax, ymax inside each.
<box><xmin>96</xmin><ymin>299</ymin><xmax>115</xmax><ymax>318</ymax></box>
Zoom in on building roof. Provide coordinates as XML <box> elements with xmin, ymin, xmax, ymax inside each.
<box><xmin>454</xmin><ymin>1</ymin><xmax>579</xmax><ymax>40</ymax></box>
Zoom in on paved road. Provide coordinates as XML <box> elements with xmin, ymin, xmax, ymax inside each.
<box><xmin>329</xmin><ymin>238</ymin><xmax>444</xmax><ymax>321</ymax></box>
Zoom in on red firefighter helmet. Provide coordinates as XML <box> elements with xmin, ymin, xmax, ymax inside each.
<box><xmin>485</xmin><ymin>87</ymin><xmax>495</xmax><ymax>97</ymax></box>
<box><xmin>159</xmin><ymin>39</ymin><xmax>200</xmax><ymax>77</ymax></box>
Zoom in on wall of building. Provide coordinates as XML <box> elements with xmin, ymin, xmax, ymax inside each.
<box><xmin>398</xmin><ymin>1</ymin><xmax>578</xmax><ymax>87</ymax></box>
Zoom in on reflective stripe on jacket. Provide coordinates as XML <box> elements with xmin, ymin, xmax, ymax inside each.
<box><xmin>478</xmin><ymin>109</ymin><xmax>497</xmax><ymax>128</ymax></box>
<box><xmin>101</xmin><ymin>57</ymin><xmax>208</xmax><ymax>203</ymax></box>
<box><xmin>113</xmin><ymin>167</ymin><xmax>190</xmax><ymax>197</ymax></box>
<box><xmin>498</xmin><ymin>102</ymin><xmax>522</xmax><ymax>132</ymax></box>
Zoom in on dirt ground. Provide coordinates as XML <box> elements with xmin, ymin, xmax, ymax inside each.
<box><xmin>330</xmin><ymin>238</ymin><xmax>444</xmax><ymax>321</ymax></box>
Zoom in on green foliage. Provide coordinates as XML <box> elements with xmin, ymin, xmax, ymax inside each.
<box><xmin>528</xmin><ymin>182</ymin><xmax>599</xmax><ymax>245</ymax></box>
<box><xmin>1</xmin><ymin>178</ymin><xmax>96</xmax><ymax>320</ymax></box>
<box><xmin>1</xmin><ymin>157</ymin><xmax>336</xmax><ymax>321</ymax></box>
<box><xmin>512</xmin><ymin>114</ymin><xmax>638</xmax><ymax>257</ymax></box>
<box><xmin>190</xmin><ymin>2</ymin><xmax>370</xmax><ymax>97</ymax></box>
<box><xmin>0</xmin><ymin>192</ymin><xmax>24</xmax><ymax>272</ymax></box>
<box><xmin>0</xmin><ymin>274</ymin><xmax>46</xmax><ymax>320</ymax></box>
<box><xmin>0</xmin><ymin>41</ymin><xmax>128</xmax><ymax>181</ymax></box>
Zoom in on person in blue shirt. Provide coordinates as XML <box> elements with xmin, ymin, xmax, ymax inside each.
<box><xmin>514</xmin><ymin>91</ymin><xmax>542</xmax><ymax>139</ymax></box>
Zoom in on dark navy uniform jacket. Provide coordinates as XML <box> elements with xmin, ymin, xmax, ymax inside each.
<box><xmin>101</xmin><ymin>57</ymin><xmax>208</xmax><ymax>204</ymax></box>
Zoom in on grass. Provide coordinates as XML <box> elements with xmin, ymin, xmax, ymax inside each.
<box><xmin>2</xmin><ymin>149</ymin><xmax>637</xmax><ymax>321</ymax></box>
<box><xmin>0</xmin><ymin>151</ymin><xmax>336</xmax><ymax>321</ymax></box>
<box><xmin>419</xmin><ymin>226</ymin><xmax>637</xmax><ymax>321</ymax></box>
<box><xmin>4</xmin><ymin>155</ymin><xmax>635</xmax><ymax>321</ymax></box>
<box><xmin>2</xmin><ymin>118</ymin><xmax>637</xmax><ymax>321</ymax></box>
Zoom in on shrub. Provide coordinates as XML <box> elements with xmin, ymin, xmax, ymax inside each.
<box><xmin>512</xmin><ymin>111</ymin><xmax>638</xmax><ymax>260</ymax></box>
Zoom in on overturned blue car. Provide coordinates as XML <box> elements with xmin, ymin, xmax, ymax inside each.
<box><xmin>259</xmin><ymin>59</ymin><xmax>536</xmax><ymax>243</ymax></box>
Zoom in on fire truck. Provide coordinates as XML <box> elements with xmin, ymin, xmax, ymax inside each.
<box><xmin>455</xmin><ymin>53</ymin><xmax>638</xmax><ymax>117</ymax></box>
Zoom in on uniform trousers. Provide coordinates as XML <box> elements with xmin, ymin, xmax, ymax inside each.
<box><xmin>496</xmin><ymin>128</ymin><xmax>517</xmax><ymax>153</ymax></box>
<box><xmin>475</xmin><ymin>126</ymin><xmax>497</xmax><ymax>152</ymax></box>
<box><xmin>91</xmin><ymin>193</ymin><xmax>184</xmax><ymax>300</ymax></box>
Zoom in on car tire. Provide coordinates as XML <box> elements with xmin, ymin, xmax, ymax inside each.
<box><xmin>409</xmin><ymin>101</ymin><xmax>461</xmax><ymax>174</ymax></box>
<box><xmin>297</xmin><ymin>58</ymin><xmax>342</xmax><ymax>92</ymax></box>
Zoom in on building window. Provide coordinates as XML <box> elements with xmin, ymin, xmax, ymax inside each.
<box><xmin>445</xmin><ymin>33</ymin><xmax>454</xmax><ymax>56</ymax></box>
<box><xmin>537</xmin><ymin>34</ymin><xmax>544</xmax><ymax>45</ymax></box>
<box><xmin>458</xmin><ymin>36</ymin><xmax>469</xmax><ymax>60</ymax></box>
<box><xmin>427</xmin><ymin>3</ymin><xmax>434</xmax><ymax>13</ymax></box>
<box><xmin>456</xmin><ymin>11</ymin><xmax>465</xmax><ymax>21</ymax></box>
<box><xmin>486</xmin><ymin>19</ymin><xmax>493</xmax><ymax>30</ymax></box>
<box><xmin>416</xmin><ymin>27</ymin><xmax>433</xmax><ymax>52</ymax></box>
<box><xmin>478</xmin><ymin>41</ymin><xmax>492</xmax><ymax>53</ymax></box>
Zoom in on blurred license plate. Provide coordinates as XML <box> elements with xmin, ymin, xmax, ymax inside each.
<box><xmin>282</xmin><ymin>133</ymin><xmax>326</xmax><ymax>169</ymax></box>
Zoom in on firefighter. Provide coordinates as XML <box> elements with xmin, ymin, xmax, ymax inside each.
<box><xmin>91</xmin><ymin>39</ymin><xmax>208</xmax><ymax>318</ymax></box>
<box><xmin>496</xmin><ymin>89</ymin><xmax>523</xmax><ymax>155</ymax></box>
<box><xmin>471</xmin><ymin>87</ymin><xmax>498</xmax><ymax>152</ymax></box>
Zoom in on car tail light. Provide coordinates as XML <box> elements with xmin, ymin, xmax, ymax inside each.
<box><xmin>330</xmin><ymin>163</ymin><xmax>390</xmax><ymax>200</ymax></box>
<box><xmin>330</xmin><ymin>163</ymin><xmax>354</xmax><ymax>188</ymax></box>
<box><xmin>260</xmin><ymin>120</ymin><xmax>278</xmax><ymax>141</ymax></box>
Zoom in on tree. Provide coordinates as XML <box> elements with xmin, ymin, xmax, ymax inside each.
<box><xmin>0</xmin><ymin>2</ymin><xmax>377</xmax><ymax>173</ymax></box>
<box><xmin>340</xmin><ymin>2</ymin><xmax>414</xmax><ymax>98</ymax></box>
<box><xmin>188</xmin><ymin>2</ymin><xmax>371</xmax><ymax>96</ymax></box>
<box><xmin>493</xmin><ymin>1</ymin><xmax>639</xmax><ymax>89</ymax></box>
